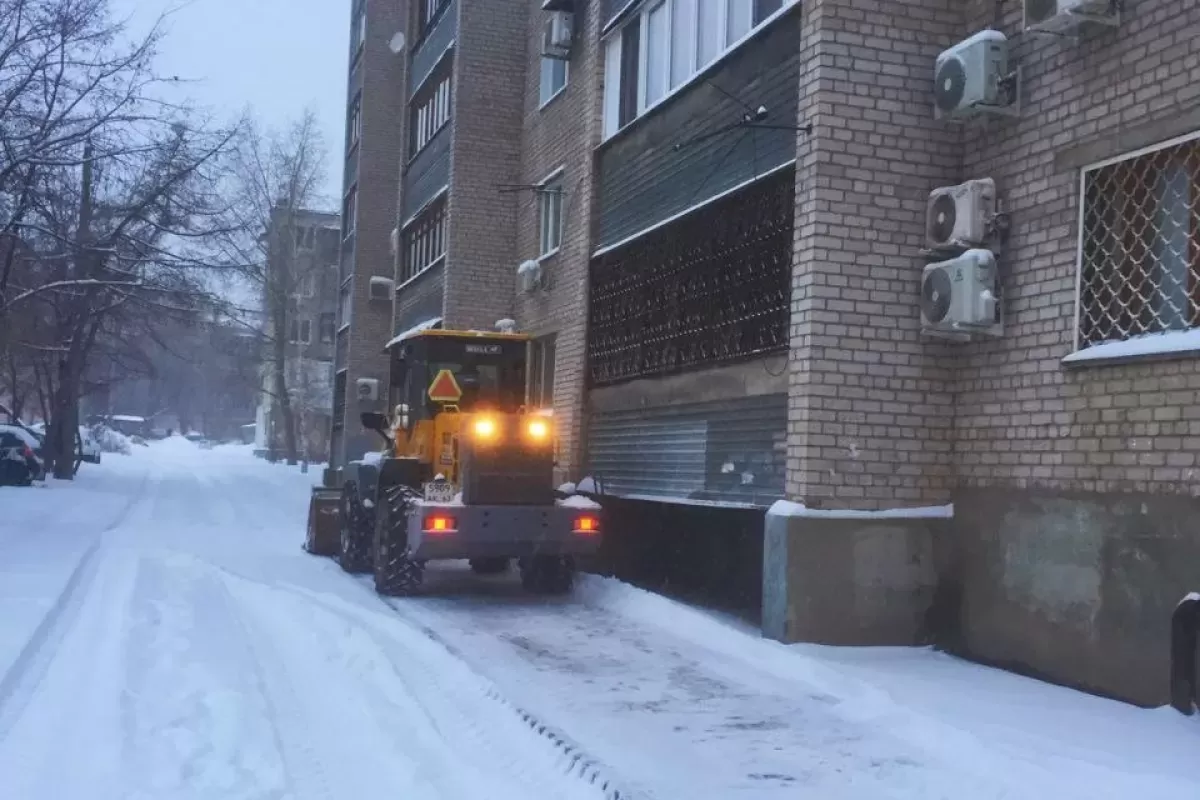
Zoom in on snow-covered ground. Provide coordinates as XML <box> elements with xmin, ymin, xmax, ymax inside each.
<box><xmin>0</xmin><ymin>439</ymin><xmax>1197</xmax><ymax>799</ymax></box>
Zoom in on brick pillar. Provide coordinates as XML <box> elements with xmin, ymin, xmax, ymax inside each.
<box><xmin>786</xmin><ymin>0</ymin><xmax>964</xmax><ymax>512</ymax></box>
<box><xmin>766</xmin><ymin>0</ymin><xmax>967</xmax><ymax>646</ymax></box>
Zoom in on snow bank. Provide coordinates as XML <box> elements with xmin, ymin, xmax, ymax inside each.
<box><xmin>89</xmin><ymin>425</ymin><xmax>132</xmax><ymax>455</ymax></box>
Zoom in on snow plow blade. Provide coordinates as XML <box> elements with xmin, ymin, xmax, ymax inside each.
<box><xmin>305</xmin><ymin>486</ymin><xmax>341</xmax><ymax>556</ymax></box>
<box><xmin>404</xmin><ymin>501</ymin><xmax>601</xmax><ymax>561</ymax></box>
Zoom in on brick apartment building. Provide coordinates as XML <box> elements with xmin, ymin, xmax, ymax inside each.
<box><xmin>336</xmin><ymin>0</ymin><xmax>1199</xmax><ymax>706</ymax></box>
<box><xmin>256</xmin><ymin>207</ymin><xmax>341</xmax><ymax>462</ymax></box>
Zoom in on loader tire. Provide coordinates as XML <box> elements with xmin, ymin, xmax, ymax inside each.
<box><xmin>520</xmin><ymin>556</ymin><xmax>575</xmax><ymax>595</ymax></box>
<box><xmin>374</xmin><ymin>486</ymin><xmax>424</xmax><ymax>597</ymax></box>
<box><xmin>338</xmin><ymin>482</ymin><xmax>373</xmax><ymax>574</ymax></box>
<box><xmin>469</xmin><ymin>557</ymin><xmax>509</xmax><ymax>575</ymax></box>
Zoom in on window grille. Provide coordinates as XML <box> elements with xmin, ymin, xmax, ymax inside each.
<box><xmin>1078</xmin><ymin>135</ymin><xmax>1200</xmax><ymax>347</ymax></box>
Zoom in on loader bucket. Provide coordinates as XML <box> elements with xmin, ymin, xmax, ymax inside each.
<box><xmin>305</xmin><ymin>486</ymin><xmax>342</xmax><ymax>556</ymax></box>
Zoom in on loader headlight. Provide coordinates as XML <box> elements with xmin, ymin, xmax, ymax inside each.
<box><xmin>472</xmin><ymin>416</ymin><xmax>498</xmax><ymax>440</ymax></box>
<box><xmin>526</xmin><ymin>419</ymin><xmax>550</xmax><ymax>442</ymax></box>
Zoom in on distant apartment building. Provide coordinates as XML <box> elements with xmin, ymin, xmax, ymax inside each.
<box><xmin>339</xmin><ymin>0</ymin><xmax>1200</xmax><ymax>706</ymax></box>
<box><xmin>256</xmin><ymin>206</ymin><xmax>341</xmax><ymax>462</ymax></box>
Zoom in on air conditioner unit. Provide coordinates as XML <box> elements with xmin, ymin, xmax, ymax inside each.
<box><xmin>517</xmin><ymin>259</ymin><xmax>542</xmax><ymax>294</ymax></box>
<box><xmin>542</xmin><ymin>11</ymin><xmax>573</xmax><ymax>58</ymax></box>
<box><xmin>1024</xmin><ymin>0</ymin><xmax>1119</xmax><ymax>34</ymax></box>
<box><xmin>920</xmin><ymin>249</ymin><xmax>1000</xmax><ymax>337</ymax></box>
<box><xmin>368</xmin><ymin>276</ymin><xmax>394</xmax><ymax>301</ymax></box>
<box><xmin>356</xmin><ymin>377</ymin><xmax>380</xmax><ymax>402</ymax></box>
<box><xmin>926</xmin><ymin>178</ymin><xmax>997</xmax><ymax>251</ymax></box>
<box><xmin>934</xmin><ymin>30</ymin><xmax>1009</xmax><ymax>120</ymax></box>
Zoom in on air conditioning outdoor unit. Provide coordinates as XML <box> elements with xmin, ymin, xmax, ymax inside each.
<box><xmin>517</xmin><ymin>259</ymin><xmax>542</xmax><ymax>294</ymax></box>
<box><xmin>934</xmin><ymin>30</ymin><xmax>1010</xmax><ymax>120</ymax></box>
<box><xmin>542</xmin><ymin>11</ymin><xmax>573</xmax><ymax>58</ymax></box>
<box><xmin>920</xmin><ymin>249</ymin><xmax>1001</xmax><ymax>338</ymax></box>
<box><xmin>1024</xmin><ymin>0</ymin><xmax>1119</xmax><ymax>34</ymax></box>
<box><xmin>368</xmin><ymin>275</ymin><xmax>394</xmax><ymax>301</ymax></box>
<box><xmin>926</xmin><ymin>178</ymin><xmax>997</xmax><ymax>251</ymax></box>
<box><xmin>356</xmin><ymin>377</ymin><xmax>380</xmax><ymax>402</ymax></box>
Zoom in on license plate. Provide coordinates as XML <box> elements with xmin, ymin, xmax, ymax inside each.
<box><xmin>423</xmin><ymin>480</ymin><xmax>455</xmax><ymax>504</ymax></box>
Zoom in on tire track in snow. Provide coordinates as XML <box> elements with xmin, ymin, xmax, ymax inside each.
<box><xmin>0</xmin><ymin>469</ymin><xmax>150</xmax><ymax>741</ymax></box>
<box><xmin>118</xmin><ymin>554</ymin><xmax>291</xmax><ymax>800</ymax></box>
<box><xmin>279</xmin><ymin>579</ymin><xmax>643</xmax><ymax>800</ymax></box>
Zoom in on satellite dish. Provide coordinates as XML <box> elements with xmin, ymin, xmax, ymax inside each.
<box><xmin>388</xmin><ymin>31</ymin><xmax>406</xmax><ymax>54</ymax></box>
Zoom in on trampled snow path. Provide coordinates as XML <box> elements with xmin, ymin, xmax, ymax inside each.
<box><xmin>1</xmin><ymin>439</ymin><xmax>1198</xmax><ymax>800</ymax></box>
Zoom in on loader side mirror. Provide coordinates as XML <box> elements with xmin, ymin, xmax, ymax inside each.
<box><xmin>360</xmin><ymin>412</ymin><xmax>392</xmax><ymax>446</ymax></box>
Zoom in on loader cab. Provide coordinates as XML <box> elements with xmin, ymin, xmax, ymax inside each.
<box><xmin>387</xmin><ymin>330</ymin><xmax>530</xmax><ymax>427</ymax></box>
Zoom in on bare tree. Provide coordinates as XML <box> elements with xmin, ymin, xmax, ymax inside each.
<box><xmin>0</xmin><ymin>0</ymin><xmax>243</xmax><ymax>476</ymax></box>
<box><xmin>218</xmin><ymin>109</ymin><xmax>330</xmax><ymax>465</ymax></box>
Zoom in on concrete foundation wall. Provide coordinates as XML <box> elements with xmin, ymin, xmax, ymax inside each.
<box><xmin>763</xmin><ymin>511</ymin><xmax>943</xmax><ymax>646</ymax></box>
<box><xmin>947</xmin><ymin>489</ymin><xmax>1200</xmax><ymax>707</ymax></box>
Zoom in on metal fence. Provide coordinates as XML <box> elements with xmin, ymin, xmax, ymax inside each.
<box><xmin>1078</xmin><ymin>134</ymin><xmax>1200</xmax><ymax>347</ymax></box>
<box><xmin>588</xmin><ymin>167</ymin><xmax>794</xmax><ymax>386</ymax></box>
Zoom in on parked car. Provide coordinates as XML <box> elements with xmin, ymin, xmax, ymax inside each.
<box><xmin>78</xmin><ymin>427</ymin><xmax>101</xmax><ymax>464</ymax></box>
<box><xmin>0</xmin><ymin>424</ymin><xmax>45</xmax><ymax>486</ymax></box>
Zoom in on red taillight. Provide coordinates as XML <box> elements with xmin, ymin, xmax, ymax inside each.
<box><xmin>574</xmin><ymin>515</ymin><xmax>599</xmax><ymax>534</ymax></box>
<box><xmin>22</xmin><ymin>446</ymin><xmax>34</xmax><ymax>459</ymax></box>
<box><xmin>424</xmin><ymin>514</ymin><xmax>456</xmax><ymax>533</ymax></box>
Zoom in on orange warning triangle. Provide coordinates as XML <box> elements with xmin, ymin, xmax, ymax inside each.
<box><xmin>427</xmin><ymin>368</ymin><xmax>462</xmax><ymax>403</ymax></box>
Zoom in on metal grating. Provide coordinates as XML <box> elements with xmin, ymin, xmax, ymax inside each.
<box><xmin>589</xmin><ymin>168</ymin><xmax>794</xmax><ymax>385</ymax></box>
<box><xmin>587</xmin><ymin>393</ymin><xmax>787</xmax><ymax>506</ymax></box>
<box><xmin>1078</xmin><ymin>135</ymin><xmax>1200</xmax><ymax>347</ymax></box>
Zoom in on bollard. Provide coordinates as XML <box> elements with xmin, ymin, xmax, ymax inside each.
<box><xmin>1169</xmin><ymin>592</ymin><xmax>1199</xmax><ymax>715</ymax></box>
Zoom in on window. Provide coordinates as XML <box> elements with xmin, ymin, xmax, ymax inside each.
<box><xmin>342</xmin><ymin>186</ymin><xmax>357</xmax><ymax>239</ymax></box>
<box><xmin>401</xmin><ymin>196</ymin><xmax>447</xmax><ymax>282</ymax></box>
<box><xmin>319</xmin><ymin>313</ymin><xmax>336</xmax><ymax>344</ymax></box>
<box><xmin>1077</xmin><ymin>135</ymin><xmax>1200</xmax><ymax>348</ymax></box>
<box><xmin>538</xmin><ymin>172</ymin><xmax>564</xmax><ymax>257</ymax></box>
<box><xmin>292</xmin><ymin>270</ymin><xmax>315</xmax><ymax>298</ymax></box>
<box><xmin>725</xmin><ymin>0</ymin><xmax>752</xmax><ymax>45</ymax></box>
<box><xmin>539</xmin><ymin>55</ymin><xmax>569</xmax><ymax>106</ymax></box>
<box><xmin>670</xmin><ymin>0</ymin><xmax>696</xmax><ymax>88</ymax></box>
<box><xmin>417</xmin><ymin>0</ymin><xmax>447</xmax><ymax>39</ymax></box>
<box><xmin>603</xmin><ymin>0</ymin><xmax>795</xmax><ymax>137</ymax></box>
<box><xmin>410</xmin><ymin>76</ymin><xmax>451</xmax><ymax>156</ymax></box>
<box><xmin>293</xmin><ymin>226</ymin><xmax>315</xmax><ymax>251</ymax></box>
<box><xmin>347</xmin><ymin>93</ymin><xmax>362</xmax><ymax>150</ymax></box>
<box><xmin>353</xmin><ymin>3</ymin><xmax>366</xmax><ymax>53</ymax></box>
<box><xmin>289</xmin><ymin>318</ymin><xmax>312</xmax><ymax>345</ymax></box>
<box><xmin>529</xmin><ymin>334</ymin><xmax>557</xmax><ymax>409</ymax></box>
<box><xmin>339</xmin><ymin>282</ymin><xmax>352</xmax><ymax>329</ymax></box>
<box><xmin>696</xmin><ymin>0</ymin><xmax>723</xmax><ymax>68</ymax></box>
<box><xmin>643</xmin><ymin>2</ymin><xmax>669</xmax><ymax>108</ymax></box>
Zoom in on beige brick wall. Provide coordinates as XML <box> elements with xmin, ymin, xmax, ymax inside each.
<box><xmin>443</xmin><ymin>0</ymin><xmax>527</xmax><ymax>330</ymax></box>
<box><xmin>787</xmin><ymin>0</ymin><xmax>963</xmax><ymax>510</ymax></box>
<box><xmin>954</xmin><ymin>0</ymin><xmax>1200</xmax><ymax>496</ymax></box>
<box><xmin>512</xmin><ymin>0</ymin><xmax>602</xmax><ymax>481</ymax></box>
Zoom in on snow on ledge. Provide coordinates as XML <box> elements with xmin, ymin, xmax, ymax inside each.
<box><xmin>385</xmin><ymin>317</ymin><xmax>442</xmax><ymax>349</ymax></box>
<box><xmin>1061</xmin><ymin>328</ymin><xmax>1200</xmax><ymax>365</ymax></box>
<box><xmin>768</xmin><ymin>500</ymin><xmax>954</xmax><ymax>519</ymax></box>
<box><xmin>557</xmin><ymin>494</ymin><xmax>601</xmax><ymax>510</ymax></box>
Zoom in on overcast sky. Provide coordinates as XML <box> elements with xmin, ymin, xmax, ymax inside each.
<box><xmin>110</xmin><ymin>0</ymin><xmax>350</xmax><ymax>204</ymax></box>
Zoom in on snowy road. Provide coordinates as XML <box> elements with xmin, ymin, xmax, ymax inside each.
<box><xmin>1</xmin><ymin>439</ymin><xmax>1197</xmax><ymax>800</ymax></box>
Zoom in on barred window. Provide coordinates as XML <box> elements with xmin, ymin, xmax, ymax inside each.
<box><xmin>411</xmin><ymin>76</ymin><xmax>451</xmax><ymax>156</ymax></box>
<box><xmin>1078</xmin><ymin>134</ymin><xmax>1200</xmax><ymax>347</ymax></box>
<box><xmin>401</xmin><ymin>197</ymin><xmax>447</xmax><ymax>283</ymax></box>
